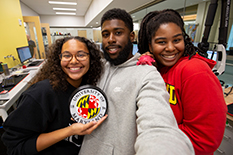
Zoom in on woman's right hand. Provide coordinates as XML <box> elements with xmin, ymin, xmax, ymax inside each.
<box><xmin>137</xmin><ymin>52</ymin><xmax>157</xmax><ymax>67</ymax></box>
<box><xmin>36</xmin><ymin>114</ymin><xmax>108</xmax><ymax>152</ymax></box>
<box><xmin>141</xmin><ymin>51</ymin><xmax>154</xmax><ymax>58</ymax></box>
<box><xmin>70</xmin><ymin>114</ymin><xmax>108</xmax><ymax>135</ymax></box>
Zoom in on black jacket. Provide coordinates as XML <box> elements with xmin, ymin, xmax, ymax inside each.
<box><xmin>1</xmin><ymin>79</ymin><xmax>83</xmax><ymax>155</ymax></box>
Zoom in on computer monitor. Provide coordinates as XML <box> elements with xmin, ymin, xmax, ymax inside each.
<box><xmin>16</xmin><ymin>46</ymin><xmax>32</xmax><ymax>64</ymax></box>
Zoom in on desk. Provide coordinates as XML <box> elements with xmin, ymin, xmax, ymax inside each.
<box><xmin>215</xmin><ymin>87</ymin><xmax>233</xmax><ymax>155</ymax></box>
<box><xmin>225</xmin><ymin>87</ymin><xmax>233</xmax><ymax>105</ymax></box>
<box><xmin>224</xmin><ymin>87</ymin><xmax>233</xmax><ymax>122</ymax></box>
<box><xmin>0</xmin><ymin>60</ymin><xmax>44</xmax><ymax>121</ymax></box>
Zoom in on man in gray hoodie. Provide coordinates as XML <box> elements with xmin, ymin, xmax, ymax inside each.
<box><xmin>79</xmin><ymin>8</ymin><xmax>194</xmax><ymax>155</ymax></box>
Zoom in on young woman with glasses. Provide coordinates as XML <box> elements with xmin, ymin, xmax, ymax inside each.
<box><xmin>1</xmin><ymin>36</ymin><xmax>107</xmax><ymax>155</ymax></box>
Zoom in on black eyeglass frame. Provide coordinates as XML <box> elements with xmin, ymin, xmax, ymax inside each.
<box><xmin>59</xmin><ymin>51</ymin><xmax>90</xmax><ymax>62</ymax></box>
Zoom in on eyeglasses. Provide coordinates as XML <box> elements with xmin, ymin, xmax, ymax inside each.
<box><xmin>60</xmin><ymin>51</ymin><xmax>89</xmax><ymax>62</ymax></box>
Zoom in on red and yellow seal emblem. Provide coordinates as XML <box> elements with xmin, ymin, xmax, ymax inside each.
<box><xmin>70</xmin><ymin>85</ymin><xmax>108</xmax><ymax>124</ymax></box>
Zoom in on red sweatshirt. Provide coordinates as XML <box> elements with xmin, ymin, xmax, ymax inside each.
<box><xmin>159</xmin><ymin>54</ymin><xmax>227</xmax><ymax>155</ymax></box>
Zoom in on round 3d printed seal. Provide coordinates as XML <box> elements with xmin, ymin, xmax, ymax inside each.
<box><xmin>70</xmin><ymin>85</ymin><xmax>108</xmax><ymax>124</ymax></box>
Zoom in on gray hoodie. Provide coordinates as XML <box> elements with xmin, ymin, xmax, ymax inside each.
<box><xmin>79</xmin><ymin>53</ymin><xmax>194</xmax><ymax>155</ymax></box>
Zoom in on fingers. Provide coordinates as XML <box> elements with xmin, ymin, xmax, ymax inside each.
<box><xmin>96</xmin><ymin>114</ymin><xmax>108</xmax><ymax>126</ymax></box>
<box><xmin>145</xmin><ymin>51</ymin><xmax>154</xmax><ymax>59</ymax></box>
<box><xmin>138</xmin><ymin>51</ymin><xmax>151</xmax><ymax>60</ymax></box>
<box><xmin>83</xmin><ymin>121</ymin><xmax>97</xmax><ymax>130</ymax></box>
<box><xmin>136</xmin><ymin>61</ymin><xmax>141</xmax><ymax>65</ymax></box>
<box><xmin>80</xmin><ymin>114</ymin><xmax>108</xmax><ymax>135</ymax></box>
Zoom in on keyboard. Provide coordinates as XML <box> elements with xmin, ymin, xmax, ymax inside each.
<box><xmin>1</xmin><ymin>77</ymin><xmax>16</xmax><ymax>88</ymax></box>
<box><xmin>0</xmin><ymin>74</ymin><xmax>28</xmax><ymax>91</ymax></box>
<box><xmin>27</xmin><ymin>60</ymin><xmax>43</xmax><ymax>67</ymax></box>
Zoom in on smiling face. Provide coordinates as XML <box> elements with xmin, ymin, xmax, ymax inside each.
<box><xmin>101</xmin><ymin>19</ymin><xmax>134</xmax><ymax>65</ymax></box>
<box><xmin>149</xmin><ymin>22</ymin><xmax>185</xmax><ymax>68</ymax></box>
<box><xmin>60</xmin><ymin>39</ymin><xmax>90</xmax><ymax>88</ymax></box>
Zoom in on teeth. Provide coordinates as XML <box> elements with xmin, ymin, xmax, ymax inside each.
<box><xmin>70</xmin><ymin>67</ymin><xmax>80</xmax><ymax>70</ymax></box>
<box><xmin>163</xmin><ymin>54</ymin><xmax>175</xmax><ymax>58</ymax></box>
<box><xmin>109</xmin><ymin>49</ymin><xmax>117</xmax><ymax>51</ymax></box>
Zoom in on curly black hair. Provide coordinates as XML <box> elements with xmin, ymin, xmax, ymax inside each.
<box><xmin>138</xmin><ymin>9</ymin><xmax>199</xmax><ymax>59</ymax></box>
<box><xmin>101</xmin><ymin>8</ymin><xmax>133</xmax><ymax>32</ymax></box>
<box><xmin>30</xmin><ymin>36</ymin><xmax>103</xmax><ymax>91</ymax></box>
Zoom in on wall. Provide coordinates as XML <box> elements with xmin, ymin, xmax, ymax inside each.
<box><xmin>0</xmin><ymin>0</ymin><xmax>27</xmax><ymax>68</ymax></box>
<box><xmin>93</xmin><ymin>29</ymin><xmax>102</xmax><ymax>43</ymax></box>
<box><xmin>20</xmin><ymin>2</ymin><xmax>39</xmax><ymax>16</ymax></box>
<box><xmin>85</xmin><ymin>0</ymin><xmax>113</xmax><ymax>25</ymax></box>
<box><xmin>86</xmin><ymin>29</ymin><xmax>94</xmax><ymax>41</ymax></box>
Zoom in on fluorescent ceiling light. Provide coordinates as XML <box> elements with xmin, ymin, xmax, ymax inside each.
<box><xmin>49</xmin><ymin>1</ymin><xmax>77</xmax><ymax>5</ymax></box>
<box><xmin>56</xmin><ymin>12</ymin><xmax>76</xmax><ymax>15</ymax></box>
<box><xmin>53</xmin><ymin>8</ymin><xmax>76</xmax><ymax>11</ymax></box>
